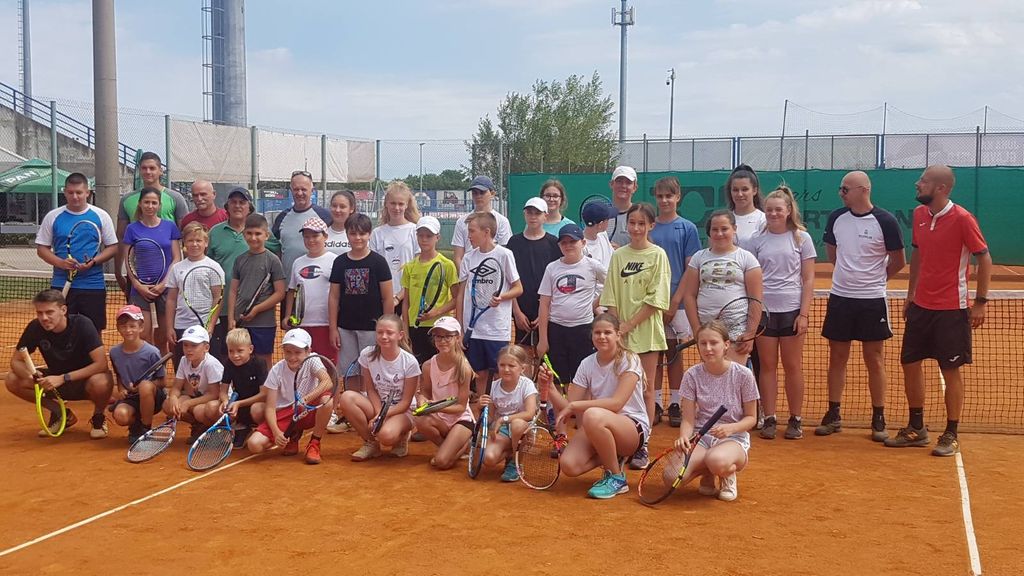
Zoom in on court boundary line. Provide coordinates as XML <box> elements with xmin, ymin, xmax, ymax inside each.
<box><xmin>0</xmin><ymin>453</ymin><xmax>260</xmax><ymax>559</ymax></box>
<box><xmin>938</xmin><ymin>370</ymin><xmax>983</xmax><ymax>575</ymax></box>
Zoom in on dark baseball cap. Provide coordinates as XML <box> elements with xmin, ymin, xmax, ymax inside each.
<box><xmin>581</xmin><ymin>201</ymin><xmax>618</xmax><ymax>226</ymax></box>
<box><xmin>558</xmin><ymin>223</ymin><xmax>584</xmax><ymax>241</ymax></box>
<box><xmin>468</xmin><ymin>175</ymin><xmax>495</xmax><ymax>192</ymax></box>
<box><xmin>227</xmin><ymin>186</ymin><xmax>253</xmax><ymax>203</ymax></box>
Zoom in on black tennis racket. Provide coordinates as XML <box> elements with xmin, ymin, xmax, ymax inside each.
<box><xmin>182</xmin><ymin>265</ymin><xmax>223</xmax><ymax>333</ymax></box>
<box><xmin>186</xmin><ymin>387</ymin><xmax>237</xmax><ymax>471</ymax></box>
<box><xmin>463</xmin><ymin>257</ymin><xmax>504</xmax><ymax>348</ymax></box>
<box><xmin>288</xmin><ymin>282</ymin><xmax>305</xmax><ymax>327</ymax></box>
<box><xmin>638</xmin><ymin>404</ymin><xmax>728</xmax><ymax>505</ymax></box>
<box><xmin>61</xmin><ymin>220</ymin><xmax>102</xmax><ymax>296</ymax></box>
<box><xmin>415</xmin><ymin>261</ymin><xmax>444</xmax><ymax>327</ymax></box>
<box><xmin>283</xmin><ymin>354</ymin><xmax>339</xmax><ymax>440</ymax></box>
<box><xmin>128</xmin><ymin>238</ymin><xmax>168</xmax><ymax>329</ymax></box>
<box><xmin>370</xmin><ymin>391</ymin><xmax>398</xmax><ymax>437</ymax></box>
<box><xmin>239</xmin><ymin>271</ymin><xmax>271</xmax><ymax>326</ymax></box>
<box><xmin>663</xmin><ymin>297</ymin><xmax>769</xmax><ymax>361</ymax></box>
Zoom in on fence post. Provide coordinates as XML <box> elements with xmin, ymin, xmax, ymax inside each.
<box><xmin>164</xmin><ymin>115</ymin><xmax>171</xmax><ymax>184</ymax></box>
<box><xmin>250</xmin><ymin>126</ymin><xmax>258</xmax><ymax>194</ymax></box>
<box><xmin>320</xmin><ymin>134</ymin><xmax>328</xmax><ymax>201</ymax></box>
<box><xmin>804</xmin><ymin>129</ymin><xmax>809</xmax><ymax>171</ymax></box>
<box><xmin>375</xmin><ymin>139</ymin><xmax>381</xmax><ymax>183</ymax></box>
<box><xmin>925</xmin><ymin>134</ymin><xmax>930</xmax><ymax>166</ymax></box>
<box><xmin>50</xmin><ymin>100</ymin><xmax>58</xmax><ymax>217</ymax></box>
<box><xmin>498</xmin><ymin>140</ymin><xmax>505</xmax><ymax>211</ymax></box>
<box><xmin>975</xmin><ymin>126</ymin><xmax>981</xmax><ymax>213</ymax></box>
<box><xmin>830</xmin><ymin>136</ymin><xmax>835</xmax><ymax>170</ymax></box>
<box><xmin>642</xmin><ymin>133</ymin><xmax>648</xmax><ymax>172</ymax></box>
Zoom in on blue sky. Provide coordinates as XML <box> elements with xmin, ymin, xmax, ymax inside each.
<box><xmin>0</xmin><ymin>1</ymin><xmax>1022</xmax><ymax>167</ymax></box>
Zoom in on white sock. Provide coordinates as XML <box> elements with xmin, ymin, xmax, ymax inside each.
<box><xmin>670</xmin><ymin>389</ymin><xmax>681</xmax><ymax>406</ymax></box>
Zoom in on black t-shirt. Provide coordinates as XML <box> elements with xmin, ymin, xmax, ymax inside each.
<box><xmin>17</xmin><ymin>314</ymin><xmax>104</xmax><ymax>374</ymax></box>
<box><xmin>506</xmin><ymin>232</ymin><xmax>562</xmax><ymax>319</ymax></box>
<box><xmin>329</xmin><ymin>251</ymin><xmax>393</xmax><ymax>331</ymax></box>
<box><xmin>222</xmin><ymin>355</ymin><xmax>267</xmax><ymax>400</ymax></box>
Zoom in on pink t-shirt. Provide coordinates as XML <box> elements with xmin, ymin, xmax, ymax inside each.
<box><xmin>681</xmin><ymin>361</ymin><xmax>759</xmax><ymax>433</ymax></box>
<box><xmin>426</xmin><ymin>357</ymin><xmax>474</xmax><ymax>427</ymax></box>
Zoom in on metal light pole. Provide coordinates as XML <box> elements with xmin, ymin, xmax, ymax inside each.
<box><xmin>613</xmin><ymin>1</ymin><xmax>634</xmax><ymax>143</ymax></box>
<box><xmin>418</xmin><ymin>143</ymin><xmax>424</xmax><ymax>191</ymax></box>
<box><xmin>666</xmin><ymin>67</ymin><xmax>675</xmax><ymax>142</ymax></box>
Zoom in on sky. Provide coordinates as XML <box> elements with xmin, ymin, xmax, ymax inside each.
<box><xmin>0</xmin><ymin>0</ymin><xmax>1022</xmax><ymax>176</ymax></box>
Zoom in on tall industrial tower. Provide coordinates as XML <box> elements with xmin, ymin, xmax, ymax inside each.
<box><xmin>202</xmin><ymin>0</ymin><xmax>247</xmax><ymax>126</ymax></box>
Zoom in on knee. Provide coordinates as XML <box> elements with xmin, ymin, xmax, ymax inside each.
<box><xmin>4</xmin><ymin>372</ymin><xmax>22</xmax><ymax>394</ymax></box>
<box><xmin>112</xmin><ymin>408</ymin><xmax>133</xmax><ymax>426</ymax></box>
<box><xmin>247</xmin><ymin>432</ymin><xmax>269</xmax><ymax>453</ymax></box>
<box><xmin>137</xmin><ymin>380</ymin><xmax>156</xmax><ymax>397</ymax></box>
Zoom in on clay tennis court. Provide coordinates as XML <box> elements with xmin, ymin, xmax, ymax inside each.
<box><xmin>0</xmin><ymin>266</ymin><xmax>1021</xmax><ymax>575</ymax></box>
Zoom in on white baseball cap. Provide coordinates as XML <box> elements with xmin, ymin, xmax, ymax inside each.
<box><xmin>180</xmin><ymin>325</ymin><xmax>210</xmax><ymax>344</ymax></box>
<box><xmin>611</xmin><ymin>166</ymin><xmax>638</xmax><ymax>182</ymax></box>
<box><xmin>416</xmin><ymin>215</ymin><xmax>441</xmax><ymax>235</ymax></box>
<box><xmin>282</xmin><ymin>328</ymin><xmax>312</xmax><ymax>349</ymax></box>
<box><xmin>427</xmin><ymin>316</ymin><xmax>462</xmax><ymax>335</ymax></box>
<box><xmin>524</xmin><ymin>197</ymin><xmax>548</xmax><ymax>213</ymax></box>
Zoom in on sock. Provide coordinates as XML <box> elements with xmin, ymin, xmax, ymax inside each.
<box><xmin>945</xmin><ymin>420</ymin><xmax>958</xmax><ymax>436</ymax></box>
<box><xmin>872</xmin><ymin>406</ymin><xmax>885</xmax><ymax>430</ymax></box>
<box><xmin>909</xmin><ymin>408</ymin><xmax>924</xmax><ymax>430</ymax></box>
<box><xmin>827</xmin><ymin>401</ymin><xmax>841</xmax><ymax>420</ymax></box>
<box><xmin>670</xmin><ymin>389</ymin><xmax>681</xmax><ymax>405</ymax></box>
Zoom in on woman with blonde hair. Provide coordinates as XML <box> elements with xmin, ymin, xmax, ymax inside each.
<box><xmin>370</xmin><ymin>181</ymin><xmax>420</xmax><ymax>309</ymax></box>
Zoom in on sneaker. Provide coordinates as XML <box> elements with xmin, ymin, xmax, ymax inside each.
<box><xmin>698</xmin><ymin>474</ymin><xmax>718</xmax><ymax>496</ymax></box>
<box><xmin>668</xmin><ymin>403</ymin><xmax>682</xmax><ymax>428</ymax></box>
<box><xmin>755</xmin><ymin>403</ymin><xmax>765</xmax><ymax>430</ymax></box>
<box><xmin>38</xmin><ymin>409</ymin><xmax>77</xmax><ymax>438</ymax></box>
<box><xmin>551</xmin><ymin>433</ymin><xmax>568</xmax><ymax>458</ymax></box>
<box><xmin>392</xmin><ymin>432</ymin><xmax>411</xmax><ymax>458</ymax></box>
<box><xmin>628</xmin><ymin>444</ymin><xmax>649</xmax><ymax>470</ymax></box>
<box><xmin>883</xmin><ymin>426</ymin><xmax>930</xmax><ymax>448</ymax></box>
<box><xmin>89</xmin><ymin>413</ymin><xmax>108</xmax><ymax>439</ymax></box>
<box><xmin>931</xmin><ymin>432</ymin><xmax>959</xmax><ymax>457</ymax></box>
<box><xmin>282</xmin><ymin>435</ymin><xmax>300</xmax><ymax>456</ymax></box>
<box><xmin>587</xmin><ymin>471</ymin><xmax>629</xmax><ymax>499</ymax></box>
<box><xmin>814</xmin><ymin>415</ymin><xmax>842</xmax><ymax>436</ymax></box>
<box><xmin>871</xmin><ymin>425</ymin><xmax>888</xmax><ymax>443</ymax></box>
<box><xmin>718</xmin><ymin>473</ymin><xmax>738</xmax><ymax>502</ymax></box>
<box><xmin>304</xmin><ymin>439</ymin><xmax>322</xmax><ymax>465</ymax></box>
<box><xmin>759</xmin><ymin>416</ymin><xmax>777</xmax><ymax>440</ymax></box>
<box><xmin>500</xmin><ymin>459</ymin><xmax>520</xmax><ymax>482</ymax></box>
<box><xmin>653</xmin><ymin>404</ymin><xmax>664</xmax><ymax>425</ymax></box>
<box><xmin>127</xmin><ymin>422</ymin><xmax>146</xmax><ymax>444</ymax></box>
<box><xmin>784</xmin><ymin>416</ymin><xmax>803</xmax><ymax>440</ymax></box>
<box><xmin>325</xmin><ymin>413</ymin><xmax>350</xmax><ymax>434</ymax></box>
<box><xmin>232</xmin><ymin>426</ymin><xmax>251</xmax><ymax>450</ymax></box>
<box><xmin>351</xmin><ymin>440</ymin><xmax>382</xmax><ymax>462</ymax></box>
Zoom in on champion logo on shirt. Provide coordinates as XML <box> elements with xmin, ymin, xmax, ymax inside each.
<box><xmin>298</xmin><ymin>265</ymin><xmax>322</xmax><ymax>279</ymax></box>
<box><xmin>555</xmin><ymin>274</ymin><xmax>584</xmax><ymax>294</ymax></box>
<box><xmin>620</xmin><ymin>262</ymin><xmax>646</xmax><ymax>278</ymax></box>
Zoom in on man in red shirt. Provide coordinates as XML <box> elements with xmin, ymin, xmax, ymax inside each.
<box><xmin>885</xmin><ymin>165</ymin><xmax>992</xmax><ymax>456</ymax></box>
<box><xmin>180</xmin><ymin>180</ymin><xmax>228</xmax><ymax>231</ymax></box>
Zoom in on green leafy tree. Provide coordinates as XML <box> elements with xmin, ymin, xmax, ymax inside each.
<box><xmin>397</xmin><ymin>169</ymin><xmax>469</xmax><ymax>191</ymax></box>
<box><xmin>468</xmin><ymin>72</ymin><xmax>616</xmax><ymax>193</ymax></box>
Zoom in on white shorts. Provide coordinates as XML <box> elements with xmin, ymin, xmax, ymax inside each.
<box><xmin>666</xmin><ymin>309</ymin><xmax>692</xmax><ymax>341</ymax></box>
<box><xmin>698</xmin><ymin>431</ymin><xmax>751</xmax><ymax>466</ymax></box>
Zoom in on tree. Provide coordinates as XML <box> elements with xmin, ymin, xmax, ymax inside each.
<box><xmin>396</xmin><ymin>169</ymin><xmax>469</xmax><ymax>191</ymax></box>
<box><xmin>468</xmin><ymin>72</ymin><xmax>616</xmax><ymax>192</ymax></box>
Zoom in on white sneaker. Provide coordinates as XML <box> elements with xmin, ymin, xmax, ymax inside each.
<box><xmin>698</xmin><ymin>474</ymin><xmax>718</xmax><ymax>496</ymax></box>
<box><xmin>718</xmin><ymin>472</ymin><xmax>738</xmax><ymax>502</ymax></box>
<box><xmin>392</xmin><ymin>431</ymin><xmax>411</xmax><ymax>458</ymax></box>
<box><xmin>351</xmin><ymin>440</ymin><xmax>381</xmax><ymax>462</ymax></box>
<box><xmin>326</xmin><ymin>413</ymin><xmax>350</xmax><ymax>434</ymax></box>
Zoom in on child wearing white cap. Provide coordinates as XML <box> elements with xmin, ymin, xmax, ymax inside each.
<box><xmin>285</xmin><ymin>216</ymin><xmax>339</xmax><ymax>359</ymax></box>
<box><xmin>413</xmin><ymin>316</ymin><xmax>475</xmax><ymax>469</ymax></box>
<box><xmin>400</xmin><ymin>215</ymin><xmax>458</xmax><ymax>364</ymax></box>
<box><xmin>607</xmin><ymin>165</ymin><xmax>639</xmax><ymax>247</ymax></box>
<box><xmin>507</xmin><ymin>198</ymin><xmax>562</xmax><ymax>354</ymax></box>
<box><xmin>165</xmin><ymin>325</ymin><xmax>225</xmax><ymax>444</ymax></box>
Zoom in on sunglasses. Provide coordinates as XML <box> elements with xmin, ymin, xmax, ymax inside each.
<box><xmin>839</xmin><ymin>185</ymin><xmax>864</xmax><ymax>194</ymax></box>
<box><xmin>291</xmin><ymin>170</ymin><xmax>313</xmax><ymax>179</ymax></box>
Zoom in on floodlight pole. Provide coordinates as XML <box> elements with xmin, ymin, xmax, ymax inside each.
<box><xmin>667</xmin><ymin>67</ymin><xmax>675</xmax><ymax>142</ymax></box>
<box><xmin>613</xmin><ymin>1</ymin><xmax>634</xmax><ymax>144</ymax></box>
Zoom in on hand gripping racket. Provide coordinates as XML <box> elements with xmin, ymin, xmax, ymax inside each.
<box><xmin>61</xmin><ymin>220</ymin><xmax>101</xmax><ymax>296</ymax></box>
<box><xmin>22</xmin><ymin>347</ymin><xmax>67</xmax><ymax>438</ymax></box>
<box><xmin>371</xmin><ymin>390</ymin><xmax>398</xmax><ymax>437</ymax></box>
<box><xmin>182</xmin><ymin>265</ymin><xmax>223</xmax><ymax>333</ymax></box>
<box><xmin>412</xmin><ymin>396</ymin><xmax>458</xmax><ymax>417</ymax></box>
<box><xmin>283</xmin><ymin>354</ymin><xmax>339</xmax><ymax>440</ymax></box>
<box><xmin>187</xmin><ymin>387</ymin><xmax>238</xmax><ymax>471</ymax></box>
<box><xmin>415</xmin><ymin>261</ymin><xmax>444</xmax><ymax>327</ymax></box>
<box><xmin>239</xmin><ymin>271</ymin><xmax>271</xmax><ymax>326</ymax></box>
<box><xmin>638</xmin><ymin>404</ymin><xmax>728</xmax><ymax>505</ymax></box>
<box><xmin>109</xmin><ymin>352</ymin><xmax>173</xmax><ymax>414</ymax></box>
<box><xmin>288</xmin><ymin>282</ymin><xmax>305</xmax><ymax>327</ymax></box>
<box><xmin>662</xmin><ymin>296</ymin><xmax>769</xmax><ymax>362</ymax></box>
<box><xmin>463</xmin><ymin>257</ymin><xmax>504</xmax><ymax>348</ymax></box>
<box><xmin>128</xmin><ymin>238</ymin><xmax>168</xmax><ymax>329</ymax></box>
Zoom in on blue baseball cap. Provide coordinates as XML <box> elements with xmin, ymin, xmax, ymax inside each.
<box><xmin>581</xmin><ymin>201</ymin><xmax>617</xmax><ymax>227</ymax></box>
<box><xmin>468</xmin><ymin>175</ymin><xmax>495</xmax><ymax>192</ymax></box>
<box><xmin>558</xmin><ymin>223</ymin><xmax>584</xmax><ymax>241</ymax></box>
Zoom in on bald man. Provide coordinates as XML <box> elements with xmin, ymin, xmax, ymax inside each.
<box><xmin>180</xmin><ymin>180</ymin><xmax>228</xmax><ymax>231</ymax></box>
<box><xmin>883</xmin><ymin>165</ymin><xmax>991</xmax><ymax>456</ymax></box>
<box><xmin>816</xmin><ymin>171</ymin><xmax>906</xmax><ymax>442</ymax></box>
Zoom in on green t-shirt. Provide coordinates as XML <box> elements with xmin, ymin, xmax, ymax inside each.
<box><xmin>118</xmin><ymin>187</ymin><xmax>189</xmax><ymax>224</ymax></box>
<box><xmin>401</xmin><ymin>253</ymin><xmax>458</xmax><ymax>327</ymax></box>
<box><xmin>600</xmin><ymin>244</ymin><xmax>670</xmax><ymax>354</ymax></box>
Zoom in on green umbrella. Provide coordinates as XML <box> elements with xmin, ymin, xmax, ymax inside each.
<box><xmin>0</xmin><ymin>158</ymin><xmax>92</xmax><ymax>194</ymax></box>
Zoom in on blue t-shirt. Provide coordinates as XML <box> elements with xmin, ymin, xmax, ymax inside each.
<box><xmin>36</xmin><ymin>206</ymin><xmax>118</xmax><ymax>291</ymax></box>
<box><xmin>109</xmin><ymin>341</ymin><xmax>167</xmax><ymax>389</ymax></box>
<box><xmin>123</xmin><ymin>219</ymin><xmax>181</xmax><ymax>289</ymax></box>
<box><xmin>650</xmin><ymin>216</ymin><xmax>701</xmax><ymax>308</ymax></box>
<box><xmin>542</xmin><ymin>217</ymin><xmax>576</xmax><ymax>236</ymax></box>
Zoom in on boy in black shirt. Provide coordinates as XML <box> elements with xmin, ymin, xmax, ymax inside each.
<box><xmin>222</xmin><ymin>328</ymin><xmax>268</xmax><ymax>449</ymax></box>
<box><xmin>506</xmin><ymin>197</ymin><xmax>562</xmax><ymax>353</ymax></box>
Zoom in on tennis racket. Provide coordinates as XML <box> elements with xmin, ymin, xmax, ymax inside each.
<box><xmin>342</xmin><ymin>359</ymin><xmax>362</xmax><ymax>393</ymax></box>
<box><xmin>109</xmin><ymin>352</ymin><xmax>173</xmax><ymax>414</ymax></box>
<box><xmin>239</xmin><ymin>271</ymin><xmax>271</xmax><ymax>326</ymax></box>
<box><xmin>186</xmin><ymin>387</ymin><xmax>237</xmax><ymax>471</ymax></box>
<box><xmin>662</xmin><ymin>297</ymin><xmax>769</xmax><ymax>361</ymax></box>
<box><xmin>515</xmin><ymin>419</ymin><xmax>561</xmax><ymax>490</ymax></box>
<box><xmin>22</xmin><ymin>347</ymin><xmax>67</xmax><ymax>438</ymax></box>
<box><xmin>128</xmin><ymin>238</ymin><xmax>169</xmax><ymax>329</ymax></box>
<box><xmin>578</xmin><ymin>194</ymin><xmax>609</xmax><ymax>224</ymax></box>
<box><xmin>638</xmin><ymin>404</ymin><xmax>728</xmax><ymax>505</ymax></box>
<box><xmin>658</xmin><ymin>322</ymin><xmax>691</xmax><ymax>369</ymax></box>
<box><xmin>288</xmin><ymin>282</ymin><xmax>305</xmax><ymax>327</ymax></box>
<box><xmin>127</xmin><ymin>417</ymin><xmax>176</xmax><ymax>463</ymax></box>
<box><xmin>468</xmin><ymin>380</ymin><xmax>494</xmax><ymax>479</ymax></box>
<box><xmin>415</xmin><ymin>261</ymin><xmax>444</xmax><ymax>327</ymax></box>
<box><xmin>539</xmin><ymin>354</ymin><xmax>561</xmax><ymax>426</ymax></box>
<box><xmin>283</xmin><ymin>354</ymin><xmax>339</xmax><ymax>440</ymax></box>
<box><xmin>462</xmin><ymin>257</ymin><xmax>504</xmax><ymax>348</ymax></box>
<box><xmin>182</xmin><ymin>265</ymin><xmax>223</xmax><ymax>333</ymax></box>
<box><xmin>61</xmin><ymin>220</ymin><xmax>102</xmax><ymax>297</ymax></box>
<box><xmin>370</xmin><ymin>390</ymin><xmax>398</xmax><ymax>437</ymax></box>
<box><xmin>412</xmin><ymin>396</ymin><xmax>457</xmax><ymax>417</ymax></box>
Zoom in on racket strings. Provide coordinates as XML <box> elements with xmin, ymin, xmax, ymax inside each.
<box><xmin>639</xmin><ymin>450</ymin><xmax>687</xmax><ymax>502</ymax></box>
<box><xmin>295</xmin><ymin>358</ymin><xmax>338</xmax><ymax>407</ymax></box>
<box><xmin>516</xmin><ymin>427</ymin><xmax>560</xmax><ymax>489</ymax></box>
<box><xmin>130</xmin><ymin>241</ymin><xmax>167</xmax><ymax>284</ymax></box>
<box><xmin>189</xmin><ymin>428</ymin><xmax>233</xmax><ymax>470</ymax></box>
<box><xmin>127</xmin><ymin>429</ymin><xmax>173</xmax><ymax>462</ymax></box>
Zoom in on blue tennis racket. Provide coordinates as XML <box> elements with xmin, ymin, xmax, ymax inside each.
<box><xmin>186</xmin><ymin>387</ymin><xmax>238</xmax><ymax>471</ymax></box>
<box><xmin>468</xmin><ymin>380</ymin><xmax>495</xmax><ymax>479</ymax></box>
<box><xmin>463</xmin><ymin>256</ymin><xmax>504</xmax><ymax>348</ymax></box>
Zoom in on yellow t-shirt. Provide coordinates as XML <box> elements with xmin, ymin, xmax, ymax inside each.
<box><xmin>401</xmin><ymin>253</ymin><xmax>458</xmax><ymax>328</ymax></box>
<box><xmin>599</xmin><ymin>244</ymin><xmax>670</xmax><ymax>353</ymax></box>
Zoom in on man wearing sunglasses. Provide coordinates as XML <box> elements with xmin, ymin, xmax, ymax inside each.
<box><xmin>270</xmin><ymin>170</ymin><xmax>332</xmax><ymax>300</ymax></box>
<box><xmin>816</xmin><ymin>170</ymin><xmax>905</xmax><ymax>443</ymax></box>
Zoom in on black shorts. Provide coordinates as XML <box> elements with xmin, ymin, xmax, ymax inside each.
<box><xmin>409</xmin><ymin>326</ymin><xmax>438</xmax><ymax>365</ymax></box>
<box><xmin>66</xmin><ymin>289</ymin><xmax>107</xmax><ymax>332</ymax></box>
<box><xmin>115</xmin><ymin>387</ymin><xmax>168</xmax><ymax>417</ymax></box>
<box><xmin>762</xmin><ymin>309</ymin><xmax>800</xmax><ymax>338</ymax></box>
<box><xmin>821</xmin><ymin>294</ymin><xmax>892</xmax><ymax>342</ymax></box>
<box><xmin>901</xmin><ymin>304</ymin><xmax>972</xmax><ymax>369</ymax></box>
<box><xmin>629</xmin><ymin>416</ymin><xmax>647</xmax><ymax>447</ymax></box>
<box><xmin>235</xmin><ymin>404</ymin><xmax>256</xmax><ymax>427</ymax></box>
<box><xmin>41</xmin><ymin>368</ymin><xmax>90</xmax><ymax>401</ymax></box>
<box><xmin>547</xmin><ymin>323</ymin><xmax>594</xmax><ymax>384</ymax></box>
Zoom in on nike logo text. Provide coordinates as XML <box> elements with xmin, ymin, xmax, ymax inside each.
<box><xmin>620</xmin><ymin>262</ymin><xmax>645</xmax><ymax>278</ymax></box>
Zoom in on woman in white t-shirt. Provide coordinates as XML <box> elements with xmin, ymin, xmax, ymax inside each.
<box><xmin>338</xmin><ymin>314</ymin><xmax>422</xmax><ymax>462</ymax></box>
<box><xmin>478</xmin><ymin>344</ymin><xmax>539</xmax><ymax>482</ymax></box>
<box><xmin>369</xmin><ymin>181</ymin><xmax>420</xmax><ymax>308</ymax></box>
<box><xmin>745</xmin><ymin>187</ymin><xmax>816</xmax><ymax>441</ymax></box>
<box><xmin>727</xmin><ymin>164</ymin><xmax>766</xmax><ymax>246</ymax></box>
<box><xmin>544</xmin><ymin>313</ymin><xmax>649</xmax><ymax>500</ymax></box>
<box><xmin>676</xmin><ymin>321</ymin><xmax>759</xmax><ymax>502</ymax></box>
<box><xmin>681</xmin><ymin>210</ymin><xmax>763</xmax><ymax>364</ymax></box>
<box><xmin>326</xmin><ymin>190</ymin><xmax>356</xmax><ymax>256</ymax></box>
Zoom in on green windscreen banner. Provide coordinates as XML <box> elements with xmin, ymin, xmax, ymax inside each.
<box><xmin>508</xmin><ymin>167</ymin><xmax>1023</xmax><ymax>264</ymax></box>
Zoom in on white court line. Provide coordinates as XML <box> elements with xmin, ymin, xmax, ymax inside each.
<box><xmin>0</xmin><ymin>453</ymin><xmax>260</xmax><ymax>558</ymax></box>
<box><xmin>937</xmin><ymin>370</ymin><xmax>983</xmax><ymax>575</ymax></box>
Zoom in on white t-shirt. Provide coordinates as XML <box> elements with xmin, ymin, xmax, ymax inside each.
<box><xmin>688</xmin><ymin>247</ymin><xmax>761</xmax><ymax>322</ymax></box>
<box><xmin>264</xmin><ymin>358</ymin><xmax>300</xmax><ymax>409</ymax></box>
<box><xmin>572</xmin><ymin>352</ymin><xmax>650</xmax><ymax>439</ymax></box>
<box><xmin>369</xmin><ymin>222</ymin><xmax>419</xmax><ymax>292</ymax></box>
<box><xmin>358</xmin><ymin>346</ymin><xmax>422</xmax><ymax>401</ymax></box>
<box><xmin>733</xmin><ymin>209</ymin><xmax>767</xmax><ymax>246</ymax></box>
<box><xmin>746</xmin><ymin>230</ymin><xmax>817</xmax><ymax>313</ymax></box>
<box><xmin>451</xmin><ymin>211</ymin><xmax>513</xmax><ymax>249</ymax></box>
<box><xmin>165</xmin><ymin>257</ymin><xmax>225</xmax><ymax>330</ymax></box>
<box><xmin>458</xmin><ymin>245</ymin><xmax>521</xmax><ymax>342</ymax></box>
<box><xmin>823</xmin><ymin>207</ymin><xmax>904</xmax><ymax>299</ymax></box>
<box><xmin>539</xmin><ymin>257</ymin><xmax>606</xmax><ymax>327</ymax></box>
<box><xmin>681</xmin><ymin>361</ymin><xmax>759</xmax><ymax>443</ymax></box>
<box><xmin>488</xmin><ymin>375</ymin><xmax>538</xmax><ymax>417</ymax></box>
<box><xmin>583</xmin><ymin>232</ymin><xmax>614</xmax><ymax>292</ymax></box>
<box><xmin>289</xmin><ymin>252</ymin><xmax>338</xmax><ymax>327</ymax></box>
<box><xmin>176</xmin><ymin>353</ymin><xmax>224</xmax><ymax>396</ymax></box>
<box><xmin>325</xmin><ymin>227</ymin><xmax>350</xmax><ymax>256</ymax></box>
